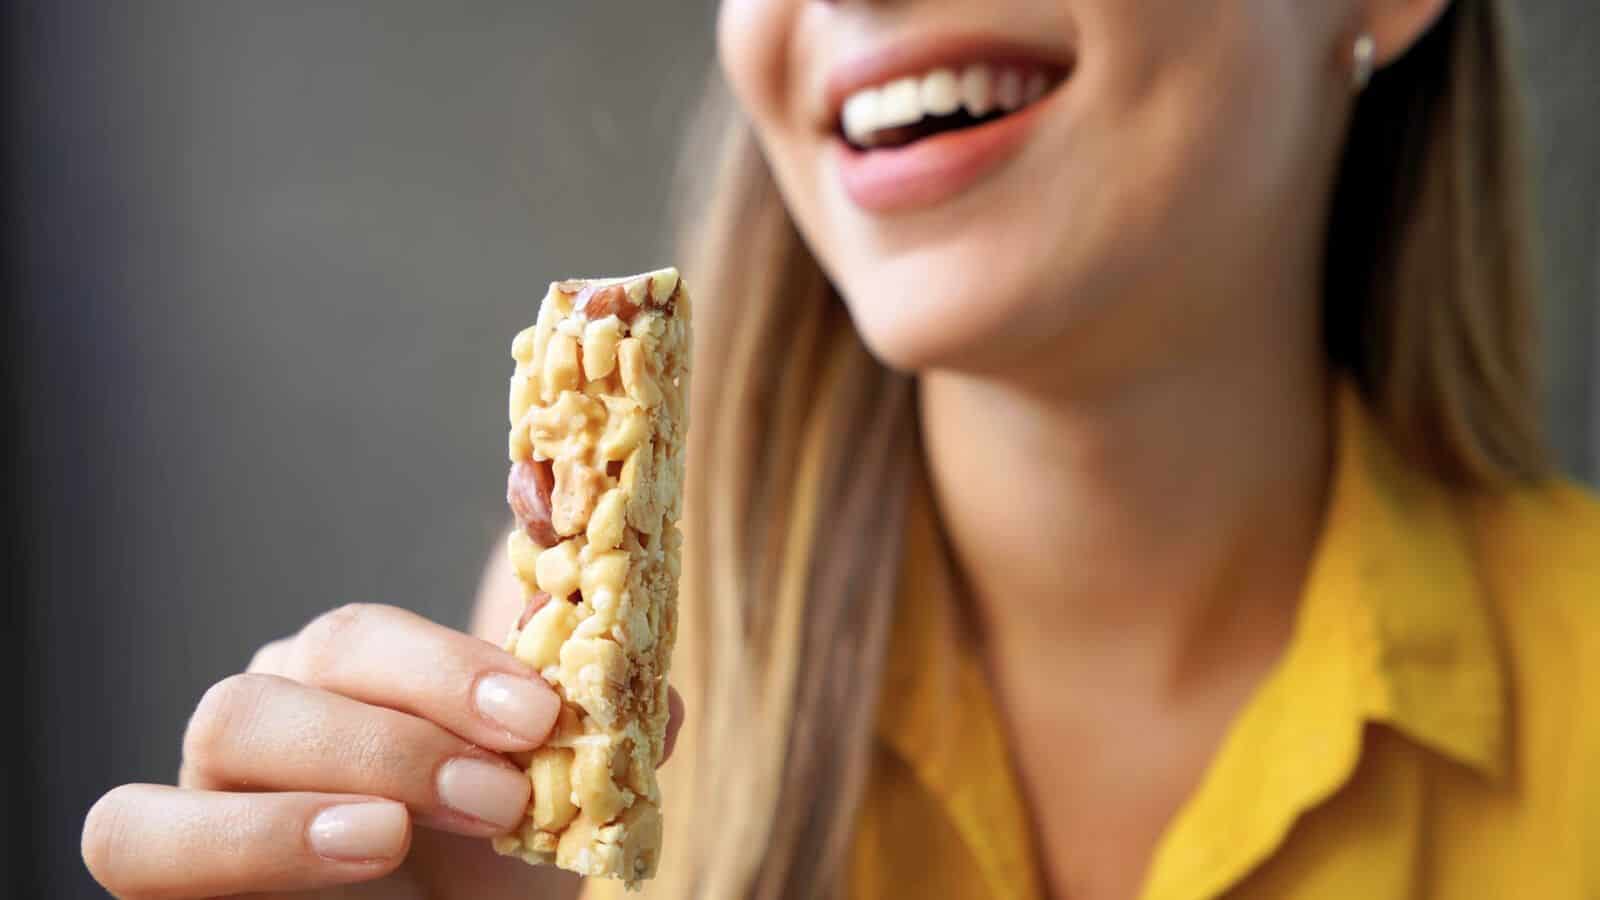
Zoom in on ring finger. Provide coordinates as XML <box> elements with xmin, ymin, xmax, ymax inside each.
<box><xmin>180</xmin><ymin>673</ymin><xmax>531</xmax><ymax>835</ymax></box>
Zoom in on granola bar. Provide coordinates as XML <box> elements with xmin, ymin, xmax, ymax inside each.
<box><xmin>492</xmin><ymin>267</ymin><xmax>689</xmax><ymax>886</ymax></box>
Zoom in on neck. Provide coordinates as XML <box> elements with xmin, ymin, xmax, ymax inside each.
<box><xmin>919</xmin><ymin>296</ymin><xmax>1332</xmax><ymax>699</ymax></box>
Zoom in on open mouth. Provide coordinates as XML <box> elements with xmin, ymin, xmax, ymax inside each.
<box><xmin>838</xmin><ymin>62</ymin><xmax>1068</xmax><ymax>151</ymax></box>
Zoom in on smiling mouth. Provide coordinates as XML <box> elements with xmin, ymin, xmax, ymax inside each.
<box><xmin>838</xmin><ymin>62</ymin><xmax>1068</xmax><ymax>151</ymax></box>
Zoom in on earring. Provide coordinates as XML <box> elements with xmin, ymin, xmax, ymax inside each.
<box><xmin>1351</xmin><ymin>33</ymin><xmax>1376</xmax><ymax>90</ymax></box>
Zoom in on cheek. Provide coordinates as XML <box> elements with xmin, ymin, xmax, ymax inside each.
<box><xmin>716</xmin><ymin>0</ymin><xmax>797</xmax><ymax>131</ymax></box>
<box><xmin>1053</xmin><ymin>1</ymin><xmax>1328</xmax><ymax>294</ymax></box>
<box><xmin>1108</xmin><ymin>2</ymin><xmax>1325</xmax><ymax>201</ymax></box>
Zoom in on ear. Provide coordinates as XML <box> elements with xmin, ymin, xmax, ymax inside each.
<box><xmin>1359</xmin><ymin>0</ymin><xmax>1453</xmax><ymax>68</ymax></box>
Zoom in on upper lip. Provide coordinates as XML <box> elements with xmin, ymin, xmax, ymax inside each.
<box><xmin>822</xmin><ymin>34</ymin><xmax>1075</xmax><ymax>135</ymax></box>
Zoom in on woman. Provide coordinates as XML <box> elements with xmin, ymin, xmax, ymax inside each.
<box><xmin>82</xmin><ymin>0</ymin><xmax>1600</xmax><ymax>897</ymax></box>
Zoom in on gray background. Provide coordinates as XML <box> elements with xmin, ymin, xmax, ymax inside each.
<box><xmin>9</xmin><ymin>2</ymin><xmax>1596</xmax><ymax>897</ymax></box>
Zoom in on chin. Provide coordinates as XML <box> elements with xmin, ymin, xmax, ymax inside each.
<box><xmin>833</xmin><ymin>243</ymin><xmax>1057</xmax><ymax>374</ymax></box>
<box><xmin>806</xmin><ymin>135</ymin><xmax>1115</xmax><ymax>376</ymax></box>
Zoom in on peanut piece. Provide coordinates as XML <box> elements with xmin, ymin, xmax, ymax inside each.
<box><xmin>555</xmin><ymin>814</ymin><xmax>602</xmax><ymax>873</ymax></box>
<box><xmin>511</xmin><ymin>325</ymin><xmax>538</xmax><ymax>367</ymax></box>
<box><xmin>590</xmin><ymin>588</ymin><xmax>618</xmax><ymax>615</ymax></box>
<box><xmin>572</xmin><ymin>741</ymin><xmax>627</xmax><ymax>823</ymax></box>
<box><xmin>619</xmin><ymin>448</ymin><xmax>643</xmax><ymax>500</ymax></box>
<box><xmin>616</xmin><ymin>339</ymin><xmax>662</xmax><ymax>408</ymax></box>
<box><xmin>508</xmin><ymin>425</ymin><xmax>531</xmax><ymax>463</ymax></box>
<box><xmin>535</xmin><ymin>538</ymin><xmax>583</xmax><ymax>599</ymax></box>
<box><xmin>529</xmin><ymin>286</ymin><xmax>568</xmax><ymax>375</ymax></box>
<box><xmin>542</xmin><ymin>334</ymin><xmax>581</xmax><ymax>401</ymax></box>
<box><xmin>629</xmin><ymin>315</ymin><xmax>665</xmax><ymax>353</ymax></box>
<box><xmin>621</xmin><ymin>448</ymin><xmax>661</xmax><ymax>533</ymax></box>
<box><xmin>580</xmin><ymin>551</ymin><xmax>629</xmax><ymax>605</ymax></box>
<box><xmin>648</xmin><ymin>269</ymin><xmax>678</xmax><ymax>303</ymax></box>
<box><xmin>527</xmin><ymin>391</ymin><xmax>604</xmax><ymax>462</ymax></box>
<box><xmin>516</xmin><ymin>591</ymin><xmax>551</xmax><ymax>629</ymax></box>
<box><xmin>582</xmin><ymin>316</ymin><xmax>622</xmax><ymax>380</ymax></box>
<box><xmin>509</xmin><ymin>373</ymin><xmax>537</xmax><ymax>426</ymax></box>
<box><xmin>582</xmin><ymin>372</ymin><xmax>623</xmax><ymax>399</ymax></box>
<box><xmin>559</xmin><ymin>637</ymin><xmax>628</xmax><ymax>724</ymax></box>
<box><xmin>506</xmin><ymin>530</ymin><xmax>541</xmax><ymax>583</ymax></box>
<box><xmin>550</xmin><ymin>704</ymin><xmax>582</xmax><ymax>743</ymax></box>
<box><xmin>598</xmin><ymin>397</ymin><xmax>648</xmax><ymax>461</ymax></box>
<box><xmin>527</xmin><ymin>747</ymin><xmax>578</xmax><ymax>832</ymax></box>
<box><xmin>574</xmin><ymin>614</ymin><xmax>611</xmax><ymax>640</ymax></box>
<box><xmin>545</xmin><ymin>281</ymin><xmax>576</xmax><ymax>316</ymax></box>
<box><xmin>514</xmin><ymin>598</ymin><xmax>578</xmax><ymax>670</ymax></box>
<box><xmin>551</xmin><ymin>457</ymin><xmax>606</xmax><ymax>537</ymax></box>
<box><xmin>524</xmin><ymin>830</ymin><xmax>558</xmax><ymax>862</ymax></box>
<box><xmin>625</xmin><ymin>276</ymin><xmax>649</xmax><ymax>307</ymax></box>
<box><xmin>586</xmin><ymin>488</ymin><xmax>626</xmax><ymax>550</ymax></box>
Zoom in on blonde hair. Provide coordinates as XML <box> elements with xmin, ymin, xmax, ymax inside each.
<box><xmin>653</xmin><ymin>1</ymin><xmax>1545</xmax><ymax>897</ymax></box>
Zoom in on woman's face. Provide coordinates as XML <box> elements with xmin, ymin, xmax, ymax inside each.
<box><xmin>718</xmin><ymin>0</ymin><xmax>1357</xmax><ymax>377</ymax></box>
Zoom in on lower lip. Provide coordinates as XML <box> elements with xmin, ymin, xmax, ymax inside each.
<box><xmin>832</xmin><ymin>97</ymin><xmax>1052</xmax><ymax>213</ymax></box>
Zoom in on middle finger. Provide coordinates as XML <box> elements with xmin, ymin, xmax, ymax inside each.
<box><xmin>181</xmin><ymin>673</ymin><xmax>531</xmax><ymax>836</ymax></box>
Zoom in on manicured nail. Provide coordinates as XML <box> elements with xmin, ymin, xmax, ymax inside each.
<box><xmin>308</xmin><ymin>802</ymin><xmax>407</xmax><ymax>861</ymax></box>
<box><xmin>437</xmin><ymin>758</ymin><xmax>530</xmax><ymax>830</ymax></box>
<box><xmin>475</xmin><ymin>673</ymin><xmax>560</xmax><ymax>744</ymax></box>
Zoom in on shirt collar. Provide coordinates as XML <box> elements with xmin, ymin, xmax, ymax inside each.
<box><xmin>877</xmin><ymin>476</ymin><xmax>1044</xmax><ymax>900</ymax></box>
<box><xmin>876</xmin><ymin>379</ymin><xmax>1507</xmax><ymax>898</ymax></box>
<box><xmin>1326</xmin><ymin>381</ymin><xmax>1507</xmax><ymax>777</ymax></box>
<box><xmin>880</xmin><ymin>382</ymin><xmax>1506</xmax><ymax>772</ymax></box>
<box><xmin>1145</xmin><ymin>382</ymin><xmax>1509</xmax><ymax>899</ymax></box>
<box><xmin>1143</xmin><ymin>382</ymin><xmax>1509</xmax><ymax>900</ymax></box>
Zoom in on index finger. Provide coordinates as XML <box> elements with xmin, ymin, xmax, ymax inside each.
<box><xmin>257</xmin><ymin>603</ymin><xmax>562</xmax><ymax>753</ymax></box>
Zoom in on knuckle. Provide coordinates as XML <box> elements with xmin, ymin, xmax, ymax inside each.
<box><xmin>346</xmin><ymin>715</ymin><xmax>433</xmax><ymax>781</ymax></box>
<box><xmin>312</xmin><ymin>602</ymin><xmax>380</xmax><ymax>643</ymax></box>
<box><xmin>245</xmin><ymin>638</ymin><xmax>286</xmax><ymax>674</ymax></box>
<box><xmin>293</xmin><ymin>602</ymin><xmax>386</xmax><ymax>681</ymax></box>
<box><xmin>182</xmin><ymin>673</ymin><xmax>270</xmax><ymax>771</ymax></box>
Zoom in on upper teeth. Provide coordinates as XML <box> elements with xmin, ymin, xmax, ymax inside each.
<box><xmin>841</xmin><ymin>64</ymin><xmax>1055</xmax><ymax>146</ymax></box>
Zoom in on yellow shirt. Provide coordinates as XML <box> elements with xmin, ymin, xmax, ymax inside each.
<box><xmin>852</xmin><ymin>386</ymin><xmax>1600</xmax><ymax>899</ymax></box>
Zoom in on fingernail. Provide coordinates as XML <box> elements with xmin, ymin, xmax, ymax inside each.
<box><xmin>437</xmin><ymin>758</ymin><xmax>530</xmax><ymax>830</ymax></box>
<box><xmin>475</xmin><ymin>673</ymin><xmax>560</xmax><ymax>744</ymax></box>
<box><xmin>308</xmin><ymin>802</ymin><xmax>407</xmax><ymax>861</ymax></box>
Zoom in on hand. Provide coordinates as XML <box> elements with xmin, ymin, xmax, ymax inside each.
<box><xmin>82</xmin><ymin>603</ymin><xmax>683</xmax><ymax>899</ymax></box>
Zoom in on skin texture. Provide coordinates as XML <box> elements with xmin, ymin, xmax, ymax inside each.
<box><xmin>720</xmin><ymin>0</ymin><xmax>1446</xmax><ymax>897</ymax></box>
<box><xmin>82</xmin><ymin>562</ymin><xmax>681</xmax><ymax>900</ymax></box>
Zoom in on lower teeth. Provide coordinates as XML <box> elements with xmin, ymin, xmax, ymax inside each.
<box><xmin>856</xmin><ymin>109</ymin><xmax>1007</xmax><ymax>150</ymax></box>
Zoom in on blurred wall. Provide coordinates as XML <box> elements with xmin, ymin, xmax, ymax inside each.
<box><xmin>1515</xmin><ymin>3</ymin><xmax>1600</xmax><ymax>478</ymax></box>
<box><xmin>9</xmin><ymin>2</ymin><xmax>1596</xmax><ymax>897</ymax></box>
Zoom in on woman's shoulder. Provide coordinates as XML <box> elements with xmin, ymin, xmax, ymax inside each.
<box><xmin>1465</xmin><ymin>470</ymin><xmax>1600</xmax><ymax>730</ymax></box>
<box><xmin>1469</xmin><ymin>477</ymin><xmax>1600</xmax><ymax>650</ymax></box>
<box><xmin>1471</xmin><ymin>476</ymin><xmax>1600</xmax><ymax>611</ymax></box>
<box><xmin>1467</xmin><ymin>479</ymin><xmax>1599</xmax><ymax>857</ymax></box>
